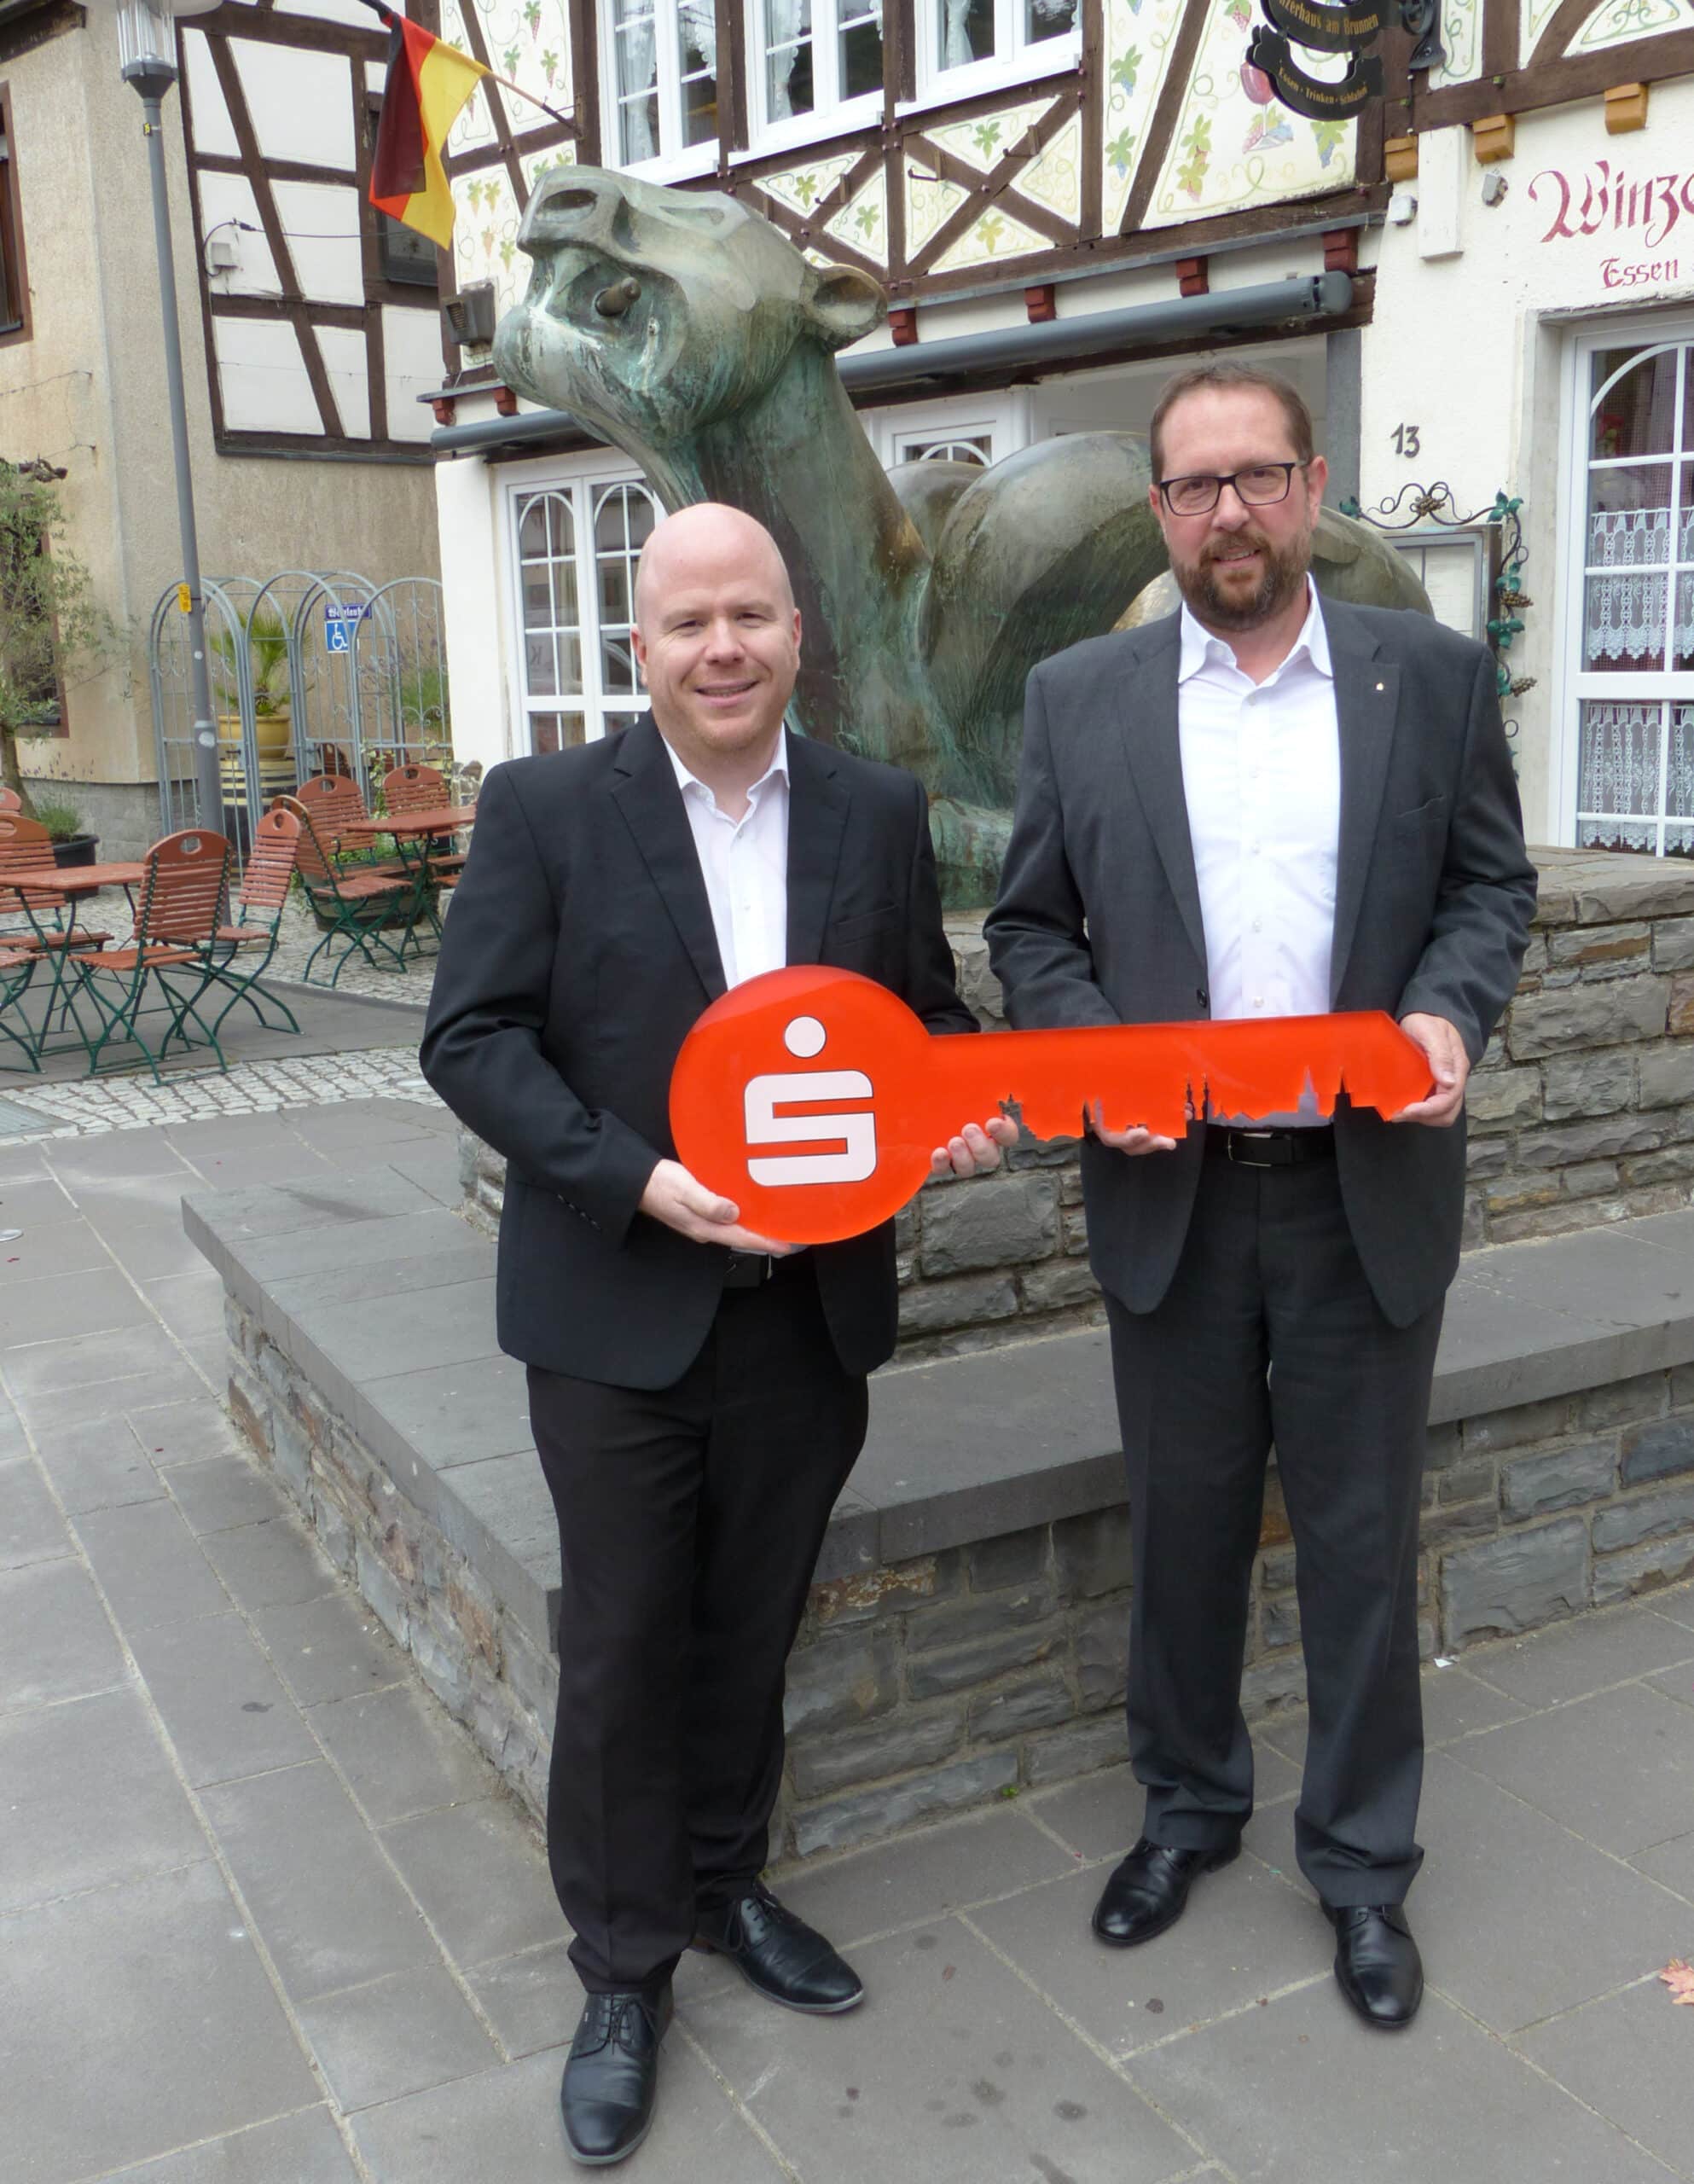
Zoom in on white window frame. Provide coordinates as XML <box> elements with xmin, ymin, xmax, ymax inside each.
<box><xmin>870</xmin><ymin>391</ymin><xmax>1027</xmax><ymax>468</ymax></box>
<box><xmin>1552</xmin><ymin>309</ymin><xmax>1694</xmax><ymax>855</ymax></box>
<box><xmin>908</xmin><ymin>0</ymin><xmax>1080</xmax><ymax>113</ymax></box>
<box><xmin>746</xmin><ymin>0</ymin><xmax>885</xmax><ymax>156</ymax></box>
<box><xmin>597</xmin><ymin>0</ymin><xmax>719</xmax><ymax>181</ymax></box>
<box><xmin>502</xmin><ymin>453</ymin><xmax>662</xmax><ymax>757</ymax></box>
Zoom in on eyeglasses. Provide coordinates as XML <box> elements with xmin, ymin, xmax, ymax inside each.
<box><xmin>1156</xmin><ymin>462</ymin><xmax>1308</xmax><ymax>517</ymax></box>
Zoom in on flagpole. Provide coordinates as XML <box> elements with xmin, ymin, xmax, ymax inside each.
<box><xmin>352</xmin><ymin>0</ymin><xmax>577</xmax><ymax>134</ymax></box>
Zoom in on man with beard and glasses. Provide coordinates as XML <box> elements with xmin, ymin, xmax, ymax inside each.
<box><xmin>985</xmin><ymin>364</ymin><xmax>1535</xmax><ymax>2030</ymax></box>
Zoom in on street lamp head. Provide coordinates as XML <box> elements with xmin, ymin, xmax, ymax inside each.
<box><xmin>84</xmin><ymin>0</ymin><xmax>223</xmax><ymax>96</ymax></box>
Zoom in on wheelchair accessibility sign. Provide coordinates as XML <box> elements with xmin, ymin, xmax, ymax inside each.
<box><xmin>324</xmin><ymin>601</ymin><xmax>368</xmax><ymax>654</ymax></box>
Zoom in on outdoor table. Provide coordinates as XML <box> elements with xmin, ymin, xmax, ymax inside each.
<box><xmin>340</xmin><ymin>805</ymin><xmax>479</xmax><ymax>842</ymax></box>
<box><xmin>338</xmin><ymin>807</ymin><xmax>476</xmax><ymax>966</ymax></box>
<box><xmin>0</xmin><ymin>863</ymin><xmax>148</xmax><ymax>1070</ymax></box>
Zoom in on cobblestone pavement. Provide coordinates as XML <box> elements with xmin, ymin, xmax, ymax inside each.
<box><xmin>0</xmin><ymin>1048</ymin><xmax>433</xmax><ymax>1141</ymax></box>
<box><xmin>262</xmin><ymin>894</ymin><xmax>443</xmax><ymax>1005</ymax></box>
<box><xmin>3</xmin><ymin>885</ymin><xmax>443</xmax><ymax>1017</ymax></box>
<box><xmin>3</xmin><ymin>1106</ymin><xmax>1694</xmax><ymax>2184</ymax></box>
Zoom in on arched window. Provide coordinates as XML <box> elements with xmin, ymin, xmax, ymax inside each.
<box><xmin>512</xmin><ymin>479</ymin><xmax>660</xmax><ymax>753</ymax></box>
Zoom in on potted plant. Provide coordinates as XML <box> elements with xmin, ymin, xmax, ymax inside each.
<box><xmin>33</xmin><ymin>796</ymin><xmax>99</xmax><ymax>868</ymax></box>
<box><xmin>209</xmin><ymin>606</ymin><xmax>293</xmax><ymax>787</ymax></box>
<box><xmin>0</xmin><ymin>460</ymin><xmax>112</xmax><ymax>820</ymax></box>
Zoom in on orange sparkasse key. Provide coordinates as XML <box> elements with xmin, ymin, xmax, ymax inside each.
<box><xmin>669</xmin><ymin>966</ymin><xmax>1435</xmax><ymax>1246</ymax></box>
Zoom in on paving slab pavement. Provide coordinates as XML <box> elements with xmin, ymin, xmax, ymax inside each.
<box><xmin>2</xmin><ymin>1105</ymin><xmax>1693</xmax><ymax>2183</ymax></box>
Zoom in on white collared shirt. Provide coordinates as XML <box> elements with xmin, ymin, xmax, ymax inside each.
<box><xmin>1177</xmin><ymin>584</ymin><xmax>1340</xmax><ymax>1123</ymax></box>
<box><xmin>665</xmin><ymin>727</ymin><xmax>790</xmax><ymax>988</ymax></box>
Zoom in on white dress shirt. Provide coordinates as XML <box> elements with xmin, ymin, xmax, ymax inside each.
<box><xmin>665</xmin><ymin>727</ymin><xmax>790</xmax><ymax>989</ymax></box>
<box><xmin>1177</xmin><ymin>584</ymin><xmax>1340</xmax><ymax>1124</ymax></box>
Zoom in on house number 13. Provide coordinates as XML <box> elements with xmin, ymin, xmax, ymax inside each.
<box><xmin>1392</xmin><ymin>424</ymin><xmax>1422</xmax><ymax>457</ymax></box>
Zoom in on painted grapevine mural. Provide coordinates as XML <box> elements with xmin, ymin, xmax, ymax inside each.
<box><xmin>1147</xmin><ymin>0</ymin><xmax>1355</xmax><ymax>227</ymax></box>
<box><xmin>441</xmin><ymin>0</ymin><xmax>1375</xmax><ymax>305</ymax></box>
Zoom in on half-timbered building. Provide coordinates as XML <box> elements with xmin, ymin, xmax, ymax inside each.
<box><xmin>0</xmin><ymin>0</ymin><xmax>443</xmax><ymax>851</ymax></box>
<box><xmin>424</xmin><ymin>0</ymin><xmax>1694</xmax><ymax>860</ymax></box>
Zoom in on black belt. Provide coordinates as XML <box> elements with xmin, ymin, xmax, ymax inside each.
<box><xmin>1204</xmin><ymin>1124</ymin><xmax>1336</xmax><ymax>1168</ymax></box>
<box><xmin>722</xmin><ymin>1248</ymin><xmax>809</xmax><ymax>1289</ymax></box>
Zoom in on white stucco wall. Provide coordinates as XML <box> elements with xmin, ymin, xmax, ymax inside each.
<box><xmin>434</xmin><ymin>422</ymin><xmax>508</xmax><ymax>775</ymax></box>
<box><xmin>1359</xmin><ymin>79</ymin><xmax>1694</xmax><ymax>849</ymax></box>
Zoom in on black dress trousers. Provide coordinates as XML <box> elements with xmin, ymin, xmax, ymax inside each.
<box><xmin>1104</xmin><ymin>1144</ymin><xmax>1443</xmax><ymax>1907</ymax></box>
<box><xmin>528</xmin><ymin>1256</ymin><xmax>868</xmax><ymax>1995</ymax></box>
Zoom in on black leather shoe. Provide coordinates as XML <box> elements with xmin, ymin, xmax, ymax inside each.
<box><xmin>1325</xmin><ymin>1902</ymin><xmax>1424</xmax><ymax>2030</ymax></box>
<box><xmin>560</xmin><ymin>1984</ymin><xmax>672</xmax><ymax>2166</ymax></box>
<box><xmin>693</xmin><ymin>1880</ymin><xmax>863</xmax><ymax>2013</ymax></box>
<box><xmin>1091</xmin><ymin>1835</ymin><xmax>1241</xmax><ymax>1947</ymax></box>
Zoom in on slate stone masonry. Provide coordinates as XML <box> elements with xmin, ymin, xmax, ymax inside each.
<box><xmin>219</xmin><ymin>1274</ymin><xmax>1694</xmax><ymax>1862</ymax></box>
<box><xmin>459</xmin><ymin>850</ymin><xmax>1694</xmax><ymax>1358</ymax></box>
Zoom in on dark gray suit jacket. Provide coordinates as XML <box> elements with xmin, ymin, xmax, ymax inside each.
<box><xmin>421</xmin><ymin>716</ymin><xmax>975</xmax><ymax>1389</ymax></box>
<box><xmin>983</xmin><ymin>599</ymin><xmax>1538</xmax><ymax>1329</ymax></box>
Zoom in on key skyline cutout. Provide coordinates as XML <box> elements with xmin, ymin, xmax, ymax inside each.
<box><xmin>669</xmin><ymin>966</ymin><xmax>1436</xmax><ymax>1246</ymax></box>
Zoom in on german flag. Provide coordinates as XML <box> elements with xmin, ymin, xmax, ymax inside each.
<box><xmin>369</xmin><ymin>10</ymin><xmax>488</xmax><ymax>251</ymax></box>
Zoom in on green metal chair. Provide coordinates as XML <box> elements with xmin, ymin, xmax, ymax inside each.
<box><xmin>279</xmin><ymin>794</ymin><xmax>421</xmax><ymax>985</ymax></box>
<box><xmin>67</xmin><ymin>828</ymin><xmax>232</xmax><ymax>1082</ymax></box>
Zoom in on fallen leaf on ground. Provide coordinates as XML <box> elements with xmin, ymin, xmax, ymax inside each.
<box><xmin>1659</xmin><ymin>1960</ymin><xmax>1694</xmax><ymax>2004</ymax></box>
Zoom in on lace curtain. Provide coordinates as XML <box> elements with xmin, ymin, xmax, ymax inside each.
<box><xmin>765</xmin><ymin>0</ymin><xmax>806</xmax><ymax>115</ymax></box>
<box><xmin>1584</xmin><ymin>507</ymin><xmax>1694</xmax><ymax>662</ymax></box>
<box><xmin>1673</xmin><ymin>704</ymin><xmax>1694</xmax><ymax>821</ymax></box>
<box><xmin>941</xmin><ymin>0</ymin><xmax>977</xmax><ymax>67</ymax></box>
<box><xmin>1577</xmin><ymin>701</ymin><xmax>1660</xmax><ymax>816</ymax></box>
<box><xmin>615</xmin><ymin>2</ymin><xmax>658</xmax><ymax>160</ymax></box>
<box><xmin>765</xmin><ymin>0</ymin><xmax>881</xmax><ymax>118</ymax></box>
<box><xmin>1586</xmin><ymin>572</ymin><xmax>1668</xmax><ymax>664</ymax></box>
<box><xmin>1589</xmin><ymin>507</ymin><xmax>1671</xmax><ymax>567</ymax></box>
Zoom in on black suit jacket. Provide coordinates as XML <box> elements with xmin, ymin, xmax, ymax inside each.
<box><xmin>421</xmin><ymin>717</ymin><xmax>975</xmax><ymax>1387</ymax></box>
<box><xmin>983</xmin><ymin>601</ymin><xmax>1538</xmax><ymax>1329</ymax></box>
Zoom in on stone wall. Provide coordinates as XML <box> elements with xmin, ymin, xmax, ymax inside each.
<box><xmin>223</xmin><ymin>1287</ymin><xmax>1694</xmax><ymax>1862</ymax></box>
<box><xmin>1463</xmin><ymin>851</ymin><xmax>1694</xmax><ymax>1246</ymax></box>
<box><xmin>460</xmin><ymin>851</ymin><xmax>1694</xmax><ymax>1360</ymax></box>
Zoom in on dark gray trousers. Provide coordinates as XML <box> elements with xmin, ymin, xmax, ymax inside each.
<box><xmin>528</xmin><ymin>1259</ymin><xmax>867</xmax><ymax>1995</ymax></box>
<box><xmin>1104</xmin><ymin>1145</ymin><xmax>1442</xmax><ymax>1905</ymax></box>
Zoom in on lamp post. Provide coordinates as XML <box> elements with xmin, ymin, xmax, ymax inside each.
<box><xmin>107</xmin><ymin>0</ymin><xmax>226</xmax><ymax>833</ymax></box>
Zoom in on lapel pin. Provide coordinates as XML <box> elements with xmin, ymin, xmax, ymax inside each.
<box><xmin>1375</xmin><ymin>681</ymin><xmax>1385</xmax><ymax>693</ymax></box>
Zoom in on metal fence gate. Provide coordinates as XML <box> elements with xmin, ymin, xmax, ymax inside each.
<box><xmin>148</xmin><ymin>571</ymin><xmax>449</xmax><ymax>871</ymax></box>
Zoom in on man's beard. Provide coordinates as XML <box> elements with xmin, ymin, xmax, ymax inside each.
<box><xmin>1171</xmin><ymin>525</ymin><xmax>1310</xmax><ymax>632</ymax></box>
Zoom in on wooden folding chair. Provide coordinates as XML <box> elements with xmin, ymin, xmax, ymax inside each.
<box><xmin>0</xmin><ymin>815</ymin><xmax>114</xmax><ymax>1055</ymax></box>
<box><xmin>380</xmin><ymin>763</ymin><xmax>469</xmax><ymax>880</ymax></box>
<box><xmin>279</xmin><ymin>794</ymin><xmax>419</xmax><ymax>985</ymax></box>
<box><xmin>0</xmin><ymin>944</ymin><xmax>38</xmax><ymax>1071</ymax></box>
<box><xmin>165</xmin><ymin>803</ymin><xmax>304</xmax><ymax>1039</ymax></box>
<box><xmin>0</xmin><ymin>786</ymin><xmax>22</xmax><ymax>813</ymax></box>
<box><xmin>67</xmin><ymin>828</ymin><xmax>232</xmax><ymax>1081</ymax></box>
<box><xmin>292</xmin><ymin>773</ymin><xmax>403</xmax><ymax>875</ymax></box>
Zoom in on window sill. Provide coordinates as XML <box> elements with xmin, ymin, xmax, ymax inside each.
<box><xmin>736</xmin><ymin>97</ymin><xmax>884</xmax><ymax>166</ymax></box>
<box><xmin>901</xmin><ymin>38</ymin><xmax>1080</xmax><ymax>120</ymax></box>
<box><xmin>605</xmin><ymin>143</ymin><xmax>720</xmax><ymax>186</ymax></box>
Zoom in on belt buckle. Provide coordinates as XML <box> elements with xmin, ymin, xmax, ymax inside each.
<box><xmin>1228</xmin><ymin>1130</ymin><xmax>1277</xmax><ymax>1170</ymax></box>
